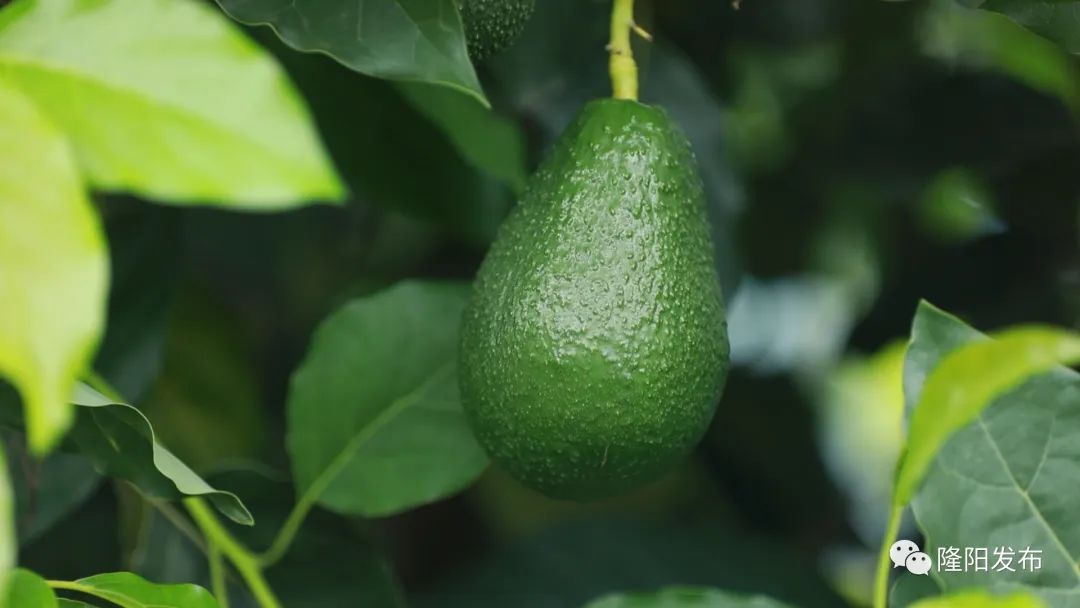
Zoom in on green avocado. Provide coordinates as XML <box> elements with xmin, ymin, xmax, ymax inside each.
<box><xmin>459</xmin><ymin>98</ymin><xmax>730</xmax><ymax>500</ymax></box>
<box><xmin>458</xmin><ymin>0</ymin><xmax>534</xmax><ymax>61</ymax></box>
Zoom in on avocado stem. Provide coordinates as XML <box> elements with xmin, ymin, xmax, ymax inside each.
<box><xmin>609</xmin><ymin>0</ymin><xmax>639</xmax><ymax>100</ymax></box>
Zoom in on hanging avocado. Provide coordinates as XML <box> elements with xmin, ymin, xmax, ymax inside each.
<box><xmin>459</xmin><ymin>98</ymin><xmax>730</xmax><ymax>500</ymax></box>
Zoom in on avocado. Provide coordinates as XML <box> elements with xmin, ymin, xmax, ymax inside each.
<box><xmin>459</xmin><ymin>99</ymin><xmax>730</xmax><ymax>500</ymax></box>
<box><xmin>458</xmin><ymin>0</ymin><xmax>534</xmax><ymax>61</ymax></box>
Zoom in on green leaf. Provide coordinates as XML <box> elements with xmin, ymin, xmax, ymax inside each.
<box><xmin>4</xmin><ymin>569</ymin><xmax>57</xmax><ymax>608</ymax></box>
<box><xmin>69</xmin><ymin>383</ymin><xmax>253</xmax><ymax>526</ymax></box>
<box><xmin>0</xmin><ymin>79</ymin><xmax>107</xmax><ymax>453</ymax></box>
<box><xmin>58</xmin><ymin>572</ymin><xmax>218</xmax><ymax>608</ymax></box>
<box><xmin>910</xmin><ymin>590</ymin><xmax>1046</xmax><ymax>608</ymax></box>
<box><xmin>965</xmin><ymin>1</ymin><xmax>1080</xmax><ymax>55</ymax></box>
<box><xmin>398</xmin><ymin>83</ymin><xmax>527</xmax><ymax>193</ymax></box>
<box><xmin>288</xmin><ymin>281</ymin><xmax>488</xmax><ymax>517</ymax></box>
<box><xmin>57</xmin><ymin>601</ymin><xmax>95</xmax><ymax>608</ymax></box>
<box><xmin>902</xmin><ymin>302</ymin><xmax>982</xmax><ymax>416</ymax></box>
<box><xmin>906</xmin><ymin>303</ymin><xmax>1080</xmax><ymax>604</ymax></box>
<box><xmin>215</xmin><ymin>0</ymin><xmax>488</xmax><ymax>107</ymax></box>
<box><xmin>584</xmin><ymin>587</ymin><xmax>796</xmax><ymax>608</ymax></box>
<box><xmin>926</xmin><ymin>2</ymin><xmax>1080</xmax><ymax>110</ymax></box>
<box><xmin>0</xmin><ymin>0</ymin><xmax>343</xmax><ymax>208</ymax></box>
<box><xmin>894</xmin><ymin>303</ymin><xmax>1080</xmax><ymax>505</ymax></box>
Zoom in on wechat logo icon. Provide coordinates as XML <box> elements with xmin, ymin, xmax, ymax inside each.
<box><xmin>890</xmin><ymin>540</ymin><xmax>933</xmax><ymax>575</ymax></box>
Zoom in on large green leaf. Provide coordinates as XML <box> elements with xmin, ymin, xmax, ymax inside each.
<box><xmin>4</xmin><ymin>569</ymin><xmax>57</xmax><ymax>608</ymax></box>
<box><xmin>69</xmin><ymin>383</ymin><xmax>253</xmax><ymax>526</ymax></box>
<box><xmin>55</xmin><ymin>572</ymin><xmax>218</xmax><ymax>608</ymax></box>
<box><xmin>585</xmin><ymin>587</ymin><xmax>795</xmax><ymax>608</ymax></box>
<box><xmin>894</xmin><ymin>305</ymin><xmax>1080</xmax><ymax>505</ymax></box>
<box><xmin>906</xmin><ymin>303</ymin><xmax>1080</xmax><ymax>605</ymax></box>
<box><xmin>0</xmin><ymin>0</ymin><xmax>343</xmax><ymax>208</ymax></box>
<box><xmin>215</xmin><ymin>0</ymin><xmax>487</xmax><ymax>107</ymax></box>
<box><xmin>0</xmin><ymin>79</ymin><xmax>107</xmax><ymax>453</ymax></box>
<box><xmin>288</xmin><ymin>281</ymin><xmax>488</xmax><ymax>517</ymax></box>
<box><xmin>963</xmin><ymin>1</ymin><xmax>1080</xmax><ymax>55</ymax></box>
<box><xmin>911</xmin><ymin>590</ymin><xmax>1046</xmax><ymax>608</ymax></box>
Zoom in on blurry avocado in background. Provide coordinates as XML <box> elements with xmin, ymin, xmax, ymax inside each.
<box><xmin>459</xmin><ymin>0</ymin><xmax>535</xmax><ymax>61</ymax></box>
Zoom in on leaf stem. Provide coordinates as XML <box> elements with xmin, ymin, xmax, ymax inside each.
<box><xmin>257</xmin><ymin>494</ymin><xmax>314</xmax><ymax>567</ymax></box>
<box><xmin>209</xmin><ymin>543</ymin><xmax>230</xmax><ymax>608</ymax></box>
<box><xmin>873</xmin><ymin>503</ymin><xmax>903</xmax><ymax>608</ymax></box>
<box><xmin>184</xmin><ymin>498</ymin><xmax>281</xmax><ymax>608</ymax></box>
<box><xmin>609</xmin><ymin>0</ymin><xmax>639</xmax><ymax>100</ymax></box>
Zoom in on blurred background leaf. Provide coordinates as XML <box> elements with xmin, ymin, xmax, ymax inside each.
<box><xmin>909</xmin><ymin>589</ymin><xmax>1047</xmax><ymax>608</ymax></box>
<box><xmin>4</xmin><ymin>568</ymin><xmax>57</xmax><ymax>607</ymax></box>
<box><xmin>924</xmin><ymin>1</ymin><xmax>1080</xmax><ymax>112</ymax></box>
<box><xmin>816</xmin><ymin>341</ymin><xmax>906</xmax><ymax>546</ymax></box>
<box><xmin>0</xmin><ymin>80</ymin><xmax>107</xmax><ymax>454</ymax></box>
<box><xmin>960</xmin><ymin>0</ymin><xmax>1080</xmax><ymax>55</ymax></box>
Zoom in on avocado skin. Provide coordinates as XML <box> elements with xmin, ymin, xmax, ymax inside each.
<box><xmin>459</xmin><ymin>0</ymin><xmax>534</xmax><ymax>60</ymax></box>
<box><xmin>459</xmin><ymin>99</ymin><xmax>730</xmax><ymax>500</ymax></box>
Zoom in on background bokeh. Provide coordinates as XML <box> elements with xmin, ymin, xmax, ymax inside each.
<box><xmin>8</xmin><ymin>0</ymin><xmax>1079</xmax><ymax>606</ymax></box>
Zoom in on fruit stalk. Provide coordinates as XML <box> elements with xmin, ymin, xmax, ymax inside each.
<box><xmin>609</xmin><ymin>0</ymin><xmax>638</xmax><ymax>100</ymax></box>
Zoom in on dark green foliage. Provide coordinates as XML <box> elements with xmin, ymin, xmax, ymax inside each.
<box><xmin>460</xmin><ymin>99</ymin><xmax>729</xmax><ymax>499</ymax></box>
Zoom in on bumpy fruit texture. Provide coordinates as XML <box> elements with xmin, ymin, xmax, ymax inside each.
<box><xmin>459</xmin><ymin>99</ymin><xmax>730</xmax><ymax>500</ymax></box>
<box><xmin>458</xmin><ymin>0</ymin><xmax>534</xmax><ymax>61</ymax></box>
